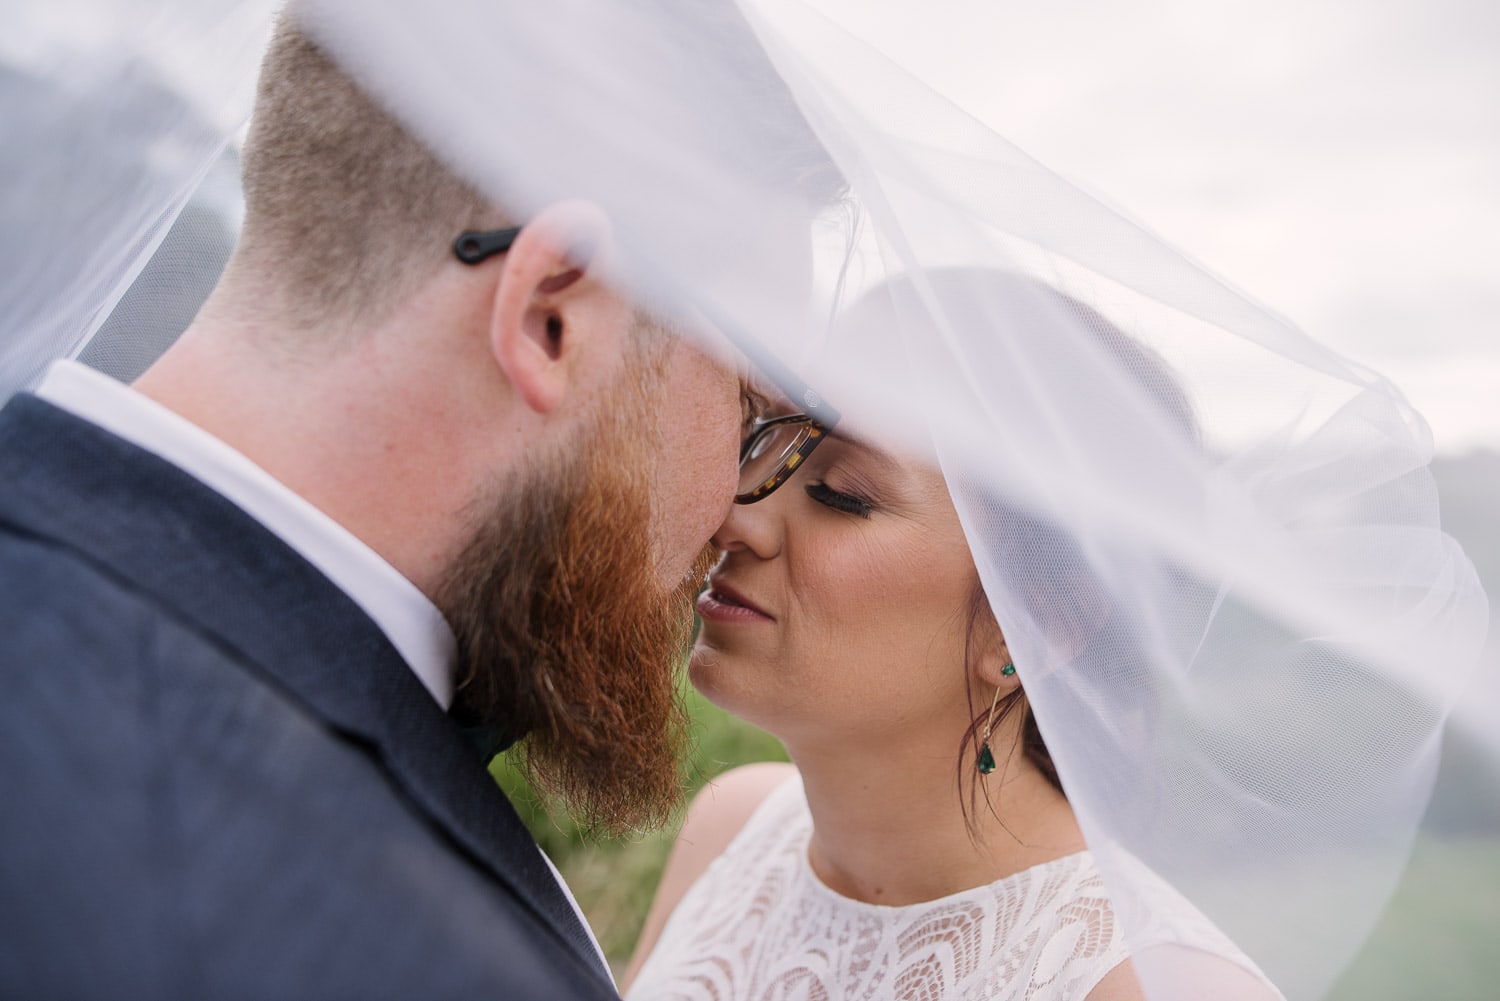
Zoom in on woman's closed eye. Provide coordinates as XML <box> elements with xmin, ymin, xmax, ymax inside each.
<box><xmin>806</xmin><ymin>481</ymin><xmax>873</xmax><ymax>518</ymax></box>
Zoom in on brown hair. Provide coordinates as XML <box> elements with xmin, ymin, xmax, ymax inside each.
<box><xmin>236</xmin><ymin>10</ymin><xmax>847</xmax><ymax>334</ymax></box>
<box><xmin>927</xmin><ymin>273</ymin><xmax>1199</xmax><ymax>836</ymax></box>
<box><xmin>957</xmin><ymin>582</ymin><xmax>1061</xmax><ymax>841</ymax></box>
<box><xmin>237</xmin><ymin>18</ymin><xmax>499</xmax><ymax>328</ymax></box>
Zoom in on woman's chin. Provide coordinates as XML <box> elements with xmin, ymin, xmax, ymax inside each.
<box><xmin>688</xmin><ymin>629</ymin><xmax>742</xmax><ymax>675</ymax></box>
<box><xmin>688</xmin><ymin>643</ymin><xmax>761</xmax><ymax>721</ymax></box>
<box><xmin>687</xmin><ymin>642</ymin><xmax>727</xmax><ymax>699</ymax></box>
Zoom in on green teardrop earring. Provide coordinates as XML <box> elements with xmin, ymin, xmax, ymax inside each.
<box><xmin>977</xmin><ymin>663</ymin><xmax>1016</xmax><ymax>775</ymax></box>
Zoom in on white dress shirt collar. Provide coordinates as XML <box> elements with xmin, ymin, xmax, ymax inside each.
<box><xmin>34</xmin><ymin>360</ymin><xmax>457</xmax><ymax>709</ymax></box>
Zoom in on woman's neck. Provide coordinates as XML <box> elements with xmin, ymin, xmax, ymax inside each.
<box><xmin>787</xmin><ymin>724</ymin><xmax>1085</xmax><ymax>907</ymax></box>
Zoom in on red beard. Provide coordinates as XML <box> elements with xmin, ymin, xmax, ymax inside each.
<box><xmin>441</xmin><ymin>350</ymin><xmax>717</xmax><ymax>834</ymax></box>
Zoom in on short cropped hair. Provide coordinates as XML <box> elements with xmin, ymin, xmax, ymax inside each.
<box><xmin>238</xmin><ymin>18</ymin><xmax>497</xmax><ymax>327</ymax></box>
<box><xmin>237</xmin><ymin>9</ymin><xmax>846</xmax><ymax>332</ymax></box>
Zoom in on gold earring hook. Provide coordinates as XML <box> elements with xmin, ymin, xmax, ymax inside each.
<box><xmin>981</xmin><ymin>680</ymin><xmax>1004</xmax><ymax>744</ymax></box>
<box><xmin>981</xmin><ymin>662</ymin><xmax>1016</xmax><ymax>742</ymax></box>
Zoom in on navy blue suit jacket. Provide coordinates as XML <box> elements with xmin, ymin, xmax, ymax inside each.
<box><xmin>0</xmin><ymin>394</ymin><xmax>619</xmax><ymax>999</ymax></box>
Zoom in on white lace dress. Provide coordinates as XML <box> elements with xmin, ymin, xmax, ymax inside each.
<box><xmin>627</xmin><ymin>776</ymin><xmax>1275</xmax><ymax>1001</ymax></box>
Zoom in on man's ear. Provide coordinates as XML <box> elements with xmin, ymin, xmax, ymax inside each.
<box><xmin>487</xmin><ymin>201</ymin><xmax>616</xmax><ymax>415</ymax></box>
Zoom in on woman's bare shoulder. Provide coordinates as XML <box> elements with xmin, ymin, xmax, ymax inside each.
<box><xmin>676</xmin><ymin>761</ymin><xmax>798</xmax><ymax>860</ymax></box>
<box><xmin>621</xmin><ymin>762</ymin><xmax>797</xmax><ymax>990</ymax></box>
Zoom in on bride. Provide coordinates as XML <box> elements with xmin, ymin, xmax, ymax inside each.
<box><xmin>9</xmin><ymin>3</ymin><xmax>1481</xmax><ymax>996</ymax></box>
<box><xmin>622</xmin><ymin>273</ymin><xmax>1287</xmax><ymax>1001</ymax></box>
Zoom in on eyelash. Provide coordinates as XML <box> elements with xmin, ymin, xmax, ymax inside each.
<box><xmin>806</xmin><ymin>481</ymin><xmax>873</xmax><ymax>519</ymax></box>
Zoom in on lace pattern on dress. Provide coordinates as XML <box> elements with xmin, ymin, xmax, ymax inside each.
<box><xmin>628</xmin><ymin>776</ymin><xmax>1270</xmax><ymax>1001</ymax></box>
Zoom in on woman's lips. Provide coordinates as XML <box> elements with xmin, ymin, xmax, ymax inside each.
<box><xmin>696</xmin><ymin>581</ymin><xmax>774</xmax><ymax>624</ymax></box>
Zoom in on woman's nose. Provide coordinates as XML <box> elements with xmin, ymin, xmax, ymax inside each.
<box><xmin>710</xmin><ymin>490</ymin><xmax>786</xmax><ymax>559</ymax></box>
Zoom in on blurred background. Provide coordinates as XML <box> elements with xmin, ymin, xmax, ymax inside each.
<box><xmin>28</xmin><ymin>0</ymin><xmax>1496</xmax><ymax>994</ymax></box>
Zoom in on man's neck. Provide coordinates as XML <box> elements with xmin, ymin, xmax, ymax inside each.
<box><xmin>133</xmin><ymin>315</ymin><xmax>472</xmax><ymax>602</ymax></box>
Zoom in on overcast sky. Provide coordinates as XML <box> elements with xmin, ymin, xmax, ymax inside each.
<box><xmin>824</xmin><ymin>0</ymin><xmax>1499</xmax><ymax>454</ymax></box>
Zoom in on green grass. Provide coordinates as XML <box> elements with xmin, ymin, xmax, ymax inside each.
<box><xmin>488</xmin><ymin>683</ymin><xmax>787</xmax><ymax>966</ymax></box>
<box><xmin>1326</xmin><ymin>834</ymin><xmax>1500</xmax><ymax>1001</ymax></box>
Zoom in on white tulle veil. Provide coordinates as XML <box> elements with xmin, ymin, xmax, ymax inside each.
<box><xmin>1</xmin><ymin>2</ymin><xmax>1489</xmax><ymax>998</ymax></box>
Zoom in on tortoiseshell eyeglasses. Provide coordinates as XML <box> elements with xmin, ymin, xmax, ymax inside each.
<box><xmin>453</xmin><ymin>226</ymin><xmax>840</xmax><ymax>504</ymax></box>
<box><xmin>735</xmin><ymin>412</ymin><xmax>832</xmax><ymax>503</ymax></box>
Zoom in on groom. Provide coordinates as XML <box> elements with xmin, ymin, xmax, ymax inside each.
<box><xmin>0</xmin><ymin>10</ymin><xmax>840</xmax><ymax>1000</ymax></box>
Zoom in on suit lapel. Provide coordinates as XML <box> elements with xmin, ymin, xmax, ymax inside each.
<box><xmin>0</xmin><ymin>395</ymin><xmax>611</xmax><ymax>984</ymax></box>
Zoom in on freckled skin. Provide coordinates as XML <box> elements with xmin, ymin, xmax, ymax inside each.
<box><xmin>647</xmin><ymin>339</ymin><xmax>742</xmax><ymax>585</ymax></box>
